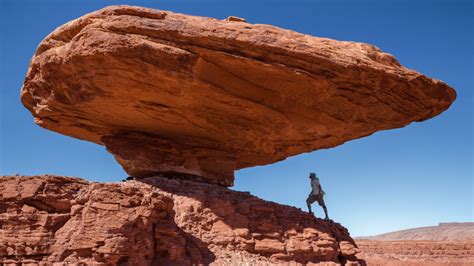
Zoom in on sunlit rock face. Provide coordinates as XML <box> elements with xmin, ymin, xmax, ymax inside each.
<box><xmin>21</xmin><ymin>5</ymin><xmax>456</xmax><ymax>186</ymax></box>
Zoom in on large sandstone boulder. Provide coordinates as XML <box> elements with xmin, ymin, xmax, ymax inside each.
<box><xmin>0</xmin><ymin>175</ymin><xmax>361</xmax><ymax>265</ymax></box>
<box><xmin>21</xmin><ymin>5</ymin><xmax>456</xmax><ymax>186</ymax></box>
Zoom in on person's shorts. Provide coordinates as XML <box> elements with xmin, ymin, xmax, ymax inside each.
<box><xmin>307</xmin><ymin>193</ymin><xmax>325</xmax><ymax>207</ymax></box>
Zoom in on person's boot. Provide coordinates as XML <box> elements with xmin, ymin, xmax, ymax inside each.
<box><xmin>121</xmin><ymin>176</ymin><xmax>134</xmax><ymax>182</ymax></box>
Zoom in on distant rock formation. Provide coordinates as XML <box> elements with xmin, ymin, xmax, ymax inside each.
<box><xmin>356</xmin><ymin>223</ymin><xmax>474</xmax><ymax>265</ymax></box>
<box><xmin>356</xmin><ymin>240</ymin><xmax>474</xmax><ymax>265</ymax></box>
<box><xmin>0</xmin><ymin>175</ymin><xmax>361</xmax><ymax>265</ymax></box>
<box><xmin>21</xmin><ymin>5</ymin><xmax>456</xmax><ymax>186</ymax></box>
<box><xmin>357</xmin><ymin>222</ymin><xmax>474</xmax><ymax>241</ymax></box>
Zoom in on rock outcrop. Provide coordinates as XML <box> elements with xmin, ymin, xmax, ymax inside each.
<box><xmin>0</xmin><ymin>175</ymin><xmax>361</xmax><ymax>265</ymax></box>
<box><xmin>21</xmin><ymin>5</ymin><xmax>456</xmax><ymax>186</ymax></box>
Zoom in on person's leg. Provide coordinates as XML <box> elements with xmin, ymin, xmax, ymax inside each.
<box><xmin>317</xmin><ymin>196</ymin><xmax>329</xmax><ymax>220</ymax></box>
<box><xmin>306</xmin><ymin>197</ymin><xmax>313</xmax><ymax>214</ymax></box>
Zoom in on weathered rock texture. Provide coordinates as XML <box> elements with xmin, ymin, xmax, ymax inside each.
<box><xmin>21</xmin><ymin>5</ymin><xmax>456</xmax><ymax>186</ymax></box>
<box><xmin>0</xmin><ymin>175</ymin><xmax>362</xmax><ymax>265</ymax></box>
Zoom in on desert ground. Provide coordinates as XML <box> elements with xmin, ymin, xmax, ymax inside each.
<box><xmin>356</xmin><ymin>223</ymin><xmax>474</xmax><ymax>265</ymax></box>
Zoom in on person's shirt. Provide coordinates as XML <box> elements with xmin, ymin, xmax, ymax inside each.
<box><xmin>311</xmin><ymin>177</ymin><xmax>321</xmax><ymax>195</ymax></box>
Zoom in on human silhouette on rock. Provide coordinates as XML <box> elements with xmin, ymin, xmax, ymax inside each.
<box><xmin>306</xmin><ymin>172</ymin><xmax>330</xmax><ymax>220</ymax></box>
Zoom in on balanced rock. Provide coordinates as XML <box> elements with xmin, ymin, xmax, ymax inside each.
<box><xmin>0</xmin><ymin>175</ymin><xmax>361</xmax><ymax>265</ymax></box>
<box><xmin>21</xmin><ymin>5</ymin><xmax>456</xmax><ymax>186</ymax></box>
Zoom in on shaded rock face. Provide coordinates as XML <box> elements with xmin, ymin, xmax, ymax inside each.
<box><xmin>0</xmin><ymin>175</ymin><xmax>203</xmax><ymax>265</ymax></box>
<box><xmin>0</xmin><ymin>175</ymin><xmax>361</xmax><ymax>265</ymax></box>
<box><xmin>21</xmin><ymin>5</ymin><xmax>456</xmax><ymax>186</ymax></box>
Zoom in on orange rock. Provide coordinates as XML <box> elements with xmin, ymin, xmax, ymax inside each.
<box><xmin>21</xmin><ymin>5</ymin><xmax>455</xmax><ymax>186</ymax></box>
<box><xmin>255</xmin><ymin>238</ymin><xmax>286</xmax><ymax>253</ymax></box>
<box><xmin>0</xmin><ymin>175</ymin><xmax>363</xmax><ymax>265</ymax></box>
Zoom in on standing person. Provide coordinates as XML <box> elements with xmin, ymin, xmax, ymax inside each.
<box><xmin>306</xmin><ymin>172</ymin><xmax>329</xmax><ymax>220</ymax></box>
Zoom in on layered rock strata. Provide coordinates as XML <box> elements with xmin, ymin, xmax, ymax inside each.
<box><xmin>21</xmin><ymin>5</ymin><xmax>456</xmax><ymax>186</ymax></box>
<box><xmin>0</xmin><ymin>175</ymin><xmax>361</xmax><ymax>265</ymax></box>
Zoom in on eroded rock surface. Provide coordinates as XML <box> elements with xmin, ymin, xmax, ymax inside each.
<box><xmin>0</xmin><ymin>175</ymin><xmax>361</xmax><ymax>265</ymax></box>
<box><xmin>21</xmin><ymin>5</ymin><xmax>456</xmax><ymax>185</ymax></box>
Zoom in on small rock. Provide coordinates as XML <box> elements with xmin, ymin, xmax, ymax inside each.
<box><xmin>225</xmin><ymin>16</ymin><xmax>247</xmax><ymax>22</ymax></box>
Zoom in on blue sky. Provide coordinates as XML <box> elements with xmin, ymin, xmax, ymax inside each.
<box><xmin>1</xmin><ymin>0</ymin><xmax>472</xmax><ymax>236</ymax></box>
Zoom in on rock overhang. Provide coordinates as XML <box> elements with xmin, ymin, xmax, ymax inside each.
<box><xmin>21</xmin><ymin>5</ymin><xmax>456</xmax><ymax>186</ymax></box>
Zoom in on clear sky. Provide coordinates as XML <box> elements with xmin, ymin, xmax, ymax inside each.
<box><xmin>1</xmin><ymin>0</ymin><xmax>472</xmax><ymax>237</ymax></box>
